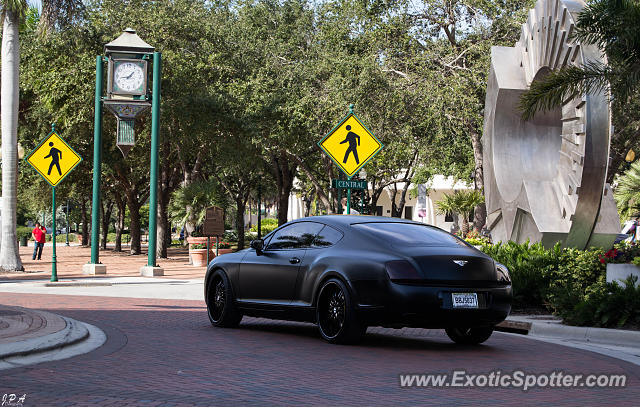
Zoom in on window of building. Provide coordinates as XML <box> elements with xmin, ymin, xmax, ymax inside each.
<box><xmin>445</xmin><ymin>212</ymin><xmax>453</xmax><ymax>222</ymax></box>
<box><xmin>376</xmin><ymin>206</ymin><xmax>383</xmax><ymax>216</ymax></box>
<box><xmin>404</xmin><ymin>206</ymin><xmax>413</xmax><ymax>220</ymax></box>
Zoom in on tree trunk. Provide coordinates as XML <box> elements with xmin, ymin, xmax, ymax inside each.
<box><xmin>81</xmin><ymin>199</ymin><xmax>89</xmax><ymax>246</ymax></box>
<box><xmin>156</xmin><ymin>184</ymin><xmax>171</xmax><ymax>258</ymax></box>
<box><xmin>128</xmin><ymin>200</ymin><xmax>142</xmax><ymax>255</ymax></box>
<box><xmin>100</xmin><ymin>200</ymin><xmax>113</xmax><ymax>250</ymax></box>
<box><xmin>470</xmin><ymin>126</ymin><xmax>487</xmax><ymax>232</ymax></box>
<box><xmin>235</xmin><ymin>197</ymin><xmax>246</xmax><ymax>250</ymax></box>
<box><xmin>114</xmin><ymin>193</ymin><xmax>126</xmax><ymax>252</ymax></box>
<box><xmin>273</xmin><ymin>153</ymin><xmax>296</xmax><ymax>226</ymax></box>
<box><xmin>0</xmin><ymin>11</ymin><xmax>24</xmax><ymax>272</ymax></box>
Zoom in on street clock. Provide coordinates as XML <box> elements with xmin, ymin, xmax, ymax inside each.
<box><xmin>104</xmin><ymin>28</ymin><xmax>154</xmax><ymax>156</ymax></box>
<box><xmin>110</xmin><ymin>59</ymin><xmax>148</xmax><ymax>95</ymax></box>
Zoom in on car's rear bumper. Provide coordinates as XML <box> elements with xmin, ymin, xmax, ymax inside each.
<box><xmin>351</xmin><ymin>280</ymin><xmax>512</xmax><ymax>329</ymax></box>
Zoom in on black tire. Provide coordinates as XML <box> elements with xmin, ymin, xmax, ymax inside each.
<box><xmin>316</xmin><ymin>278</ymin><xmax>366</xmax><ymax>344</ymax></box>
<box><xmin>445</xmin><ymin>326</ymin><xmax>494</xmax><ymax>345</ymax></box>
<box><xmin>207</xmin><ymin>270</ymin><xmax>242</xmax><ymax>328</ymax></box>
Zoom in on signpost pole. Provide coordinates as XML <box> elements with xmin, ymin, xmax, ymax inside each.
<box><xmin>51</xmin><ymin>186</ymin><xmax>58</xmax><ymax>282</ymax></box>
<box><xmin>361</xmin><ymin>190</ymin><xmax>365</xmax><ymax>214</ymax></box>
<box><xmin>147</xmin><ymin>52</ymin><xmax>162</xmax><ymax>268</ymax></box>
<box><xmin>206</xmin><ymin>236</ymin><xmax>210</xmax><ymax>265</ymax></box>
<box><xmin>90</xmin><ymin>56</ymin><xmax>104</xmax><ymax>265</ymax></box>
<box><xmin>216</xmin><ymin>235</ymin><xmax>219</xmax><ymax>257</ymax></box>
<box><xmin>347</xmin><ymin>188</ymin><xmax>351</xmax><ymax>214</ymax></box>
<box><xmin>65</xmin><ymin>199</ymin><xmax>70</xmax><ymax>246</ymax></box>
<box><xmin>257</xmin><ymin>184</ymin><xmax>262</xmax><ymax>240</ymax></box>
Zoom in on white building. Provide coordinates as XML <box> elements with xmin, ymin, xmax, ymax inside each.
<box><xmin>287</xmin><ymin>175</ymin><xmax>473</xmax><ymax>231</ymax></box>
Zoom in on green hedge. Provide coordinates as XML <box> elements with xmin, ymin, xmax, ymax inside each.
<box><xmin>45</xmin><ymin>233</ymin><xmax>78</xmax><ymax>243</ymax></box>
<box><xmin>250</xmin><ymin>218</ymin><xmax>279</xmax><ymax>235</ymax></box>
<box><xmin>16</xmin><ymin>226</ymin><xmax>32</xmax><ymax>240</ymax></box>
<box><xmin>480</xmin><ymin>241</ymin><xmax>640</xmax><ymax>328</ymax></box>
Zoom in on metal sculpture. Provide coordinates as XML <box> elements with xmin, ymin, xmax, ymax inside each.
<box><xmin>482</xmin><ymin>0</ymin><xmax>620</xmax><ymax>249</ymax></box>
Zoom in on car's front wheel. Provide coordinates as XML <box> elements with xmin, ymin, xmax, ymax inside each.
<box><xmin>445</xmin><ymin>326</ymin><xmax>494</xmax><ymax>345</ymax></box>
<box><xmin>207</xmin><ymin>270</ymin><xmax>242</xmax><ymax>328</ymax></box>
<box><xmin>316</xmin><ymin>278</ymin><xmax>365</xmax><ymax>344</ymax></box>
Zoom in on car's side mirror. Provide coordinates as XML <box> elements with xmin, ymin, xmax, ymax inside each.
<box><xmin>250</xmin><ymin>239</ymin><xmax>264</xmax><ymax>254</ymax></box>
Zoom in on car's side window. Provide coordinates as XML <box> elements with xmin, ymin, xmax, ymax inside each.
<box><xmin>265</xmin><ymin>222</ymin><xmax>324</xmax><ymax>250</ymax></box>
<box><xmin>312</xmin><ymin>225</ymin><xmax>343</xmax><ymax>248</ymax></box>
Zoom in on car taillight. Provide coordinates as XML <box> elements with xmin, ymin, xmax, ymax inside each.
<box><xmin>385</xmin><ymin>260</ymin><xmax>422</xmax><ymax>280</ymax></box>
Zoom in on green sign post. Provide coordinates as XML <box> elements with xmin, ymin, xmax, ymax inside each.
<box><xmin>25</xmin><ymin>124</ymin><xmax>82</xmax><ymax>282</ymax></box>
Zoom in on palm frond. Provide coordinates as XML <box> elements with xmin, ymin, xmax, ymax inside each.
<box><xmin>519</xmin><ymin>62</ymin><xmax>611</xmax><ymax>120</ymax></box>
<box><xmin>615</xmin><ymin>160</ymin><xmax>640</xmax><ymax>219</ymax></box>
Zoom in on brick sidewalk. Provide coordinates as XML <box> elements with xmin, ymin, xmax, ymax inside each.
<box><xmin>0</xmin><ymin>244</ymin><xmax>210</xmax><ymax>281</ymax></box>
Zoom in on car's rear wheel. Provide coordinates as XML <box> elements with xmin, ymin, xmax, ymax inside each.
<box><xmin>445</xmin><ymin>326</ymin><xmax>494</xmax><ymax>345</ymax></box>
<box><xmin>207</xmin><ymin>271</ymin><xmax>242</xmax><ymax>328</ymax></box>
<box><xmin>316</xmin><ymin>278</ymin><xmax>365</xmax><ymax>344</ymax></box>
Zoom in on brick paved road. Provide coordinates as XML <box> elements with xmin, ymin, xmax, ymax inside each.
<box><xmin>1</xmin><ymin>293</ymin><xmax>638</xmax><ymax>406</ymax></box>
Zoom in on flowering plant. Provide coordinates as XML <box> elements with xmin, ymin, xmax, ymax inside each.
<box><xmin>191</xmin><ymin>243</ymin><xmax>207</xmax><ymax>249</ymax></box>
<box><xmin>599</xmin><ymin>242</ymin><xmax>640</xmax><ymax>264</ymax></box>
<box><xmin>217</xmin><ymin>241</ymin><xmax>231</xmax><ymax>249</ymax></box>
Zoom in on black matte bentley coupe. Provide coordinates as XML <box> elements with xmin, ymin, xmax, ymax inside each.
<box><xmin>204</xmin><ymin>216</ymin><xmax>512</xmax><ymax>345</ymax></box>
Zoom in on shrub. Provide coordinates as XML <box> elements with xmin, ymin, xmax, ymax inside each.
<box><xmin>223</xmin><ymin>230</ymin><xmax>238</xmax><ymax>242</ymax></box>
<box><xmin>250</xmin><ymin>218</ymin><xmax>279</xmax><ymax>235</ymax></box>
<box><xmin>481</xmin><ymin>241</ymin><xmax>561</xmax><ymax>308</ymax></box>
<box><xmin>16</xmin><ymin>226</ymin><xmax>33</xmax><ymax>240</ymax></box>
<box><xmin>560</xmin><ymin>276</ymin><xmax>640</xmax><ymax>328</ymax></box>
<box><xmin>191</xmin><ymin>243</ymin><xmax>207</xmax><ymax>249</ymax></box>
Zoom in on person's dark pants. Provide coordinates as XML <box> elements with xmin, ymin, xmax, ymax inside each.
<box><xmin>32</xmin><ymin>242</ymin><xmax>44</xmax><ymax>260</ymax></box>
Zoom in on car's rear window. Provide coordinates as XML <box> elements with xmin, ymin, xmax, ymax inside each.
<box><xmin>352</xmin><ymin>222</ymin><xmax>469</xmax><ymax>248</ymax></box>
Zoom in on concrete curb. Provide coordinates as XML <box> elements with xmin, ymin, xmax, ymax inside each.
<box><xmin>498</xmin><ymin>316</ymin><xmax>640</xmax><ymax>347</ymax></box>
<box><xmin>0</xmin><ymin>321</ymin><xmax>106</xmax><ymax>370</ymax></box>
<box><xmin>0</xmin><ymin>315</ymin><xmax>89</xmax><ymax>359</ymax></box>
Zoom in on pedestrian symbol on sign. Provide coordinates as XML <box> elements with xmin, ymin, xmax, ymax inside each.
<box><xmin>340</xmin><ymin>125</ymin><xmax>360</xmax><ymax>164</ymax></box>
<box><xmin>44</xmin><ymin>142</ymin><xmax>63</xmax><ymax>176</ymax></box>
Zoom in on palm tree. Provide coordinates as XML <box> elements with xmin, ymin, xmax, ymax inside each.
<box><xmin>435</xmin><ymin>191</ymin><xmax>459</xmax><ymax>232</ymax></box>
<box><xmin>454</xmin><ymin>190</ymin><xmax>485</xmax><ymax>237</ymax></box>
<box><xmin>519</xmin><ymin>0</ymin><xmax>640</xmax><ymax>119</ymax></box>
<box><xmin>436</xmin><ymin>190</ymin><xmax>485</xmax><ymax>237</ymax></box>
<box><xmin>0</xmin><ymin>0</ymin><xmax>27</xmax><ymax>272</ymax></box>
<box><xmin>614</xmin><ymin>160</ymin><xmax>640</xmax><ymax>220</ymax></box>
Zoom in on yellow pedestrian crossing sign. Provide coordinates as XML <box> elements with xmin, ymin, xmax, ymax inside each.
<box><xmin>26</xmin><ymin>128</ymin><xmax>82</xmax><ymax>187</ymax></box>
<box><xmin>318</xmin><ymin>111</ymin><xmax>383</xmax><ymax>178</ymax></box>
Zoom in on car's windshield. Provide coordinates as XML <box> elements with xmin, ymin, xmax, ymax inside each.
<box><xmin>352</xmin><ymin>222</ymin><xmax>469</xmax><ymax>248</ymax></box>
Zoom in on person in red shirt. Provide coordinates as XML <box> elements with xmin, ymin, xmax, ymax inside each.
<box><xmin>32</xmin><ymin>222</ymin><xmax>46</xmax><ymax>260</ymax></box>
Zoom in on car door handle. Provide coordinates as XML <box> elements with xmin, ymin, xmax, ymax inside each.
<box><xmin>289</xmin><ymin>257</ymin><xmax>301</xmax><ymax>264</ymax></box>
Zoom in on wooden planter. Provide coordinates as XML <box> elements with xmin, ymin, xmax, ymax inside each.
<box><xmin>606</xmin><ymin>263</ymin><xmax>640</xmax><ymax>287</ymax></box>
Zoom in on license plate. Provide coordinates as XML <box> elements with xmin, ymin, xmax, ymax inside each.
<box><xmin>452</xmin><ymin>293</ymin><xmax>478</xmax><ymax>308</ymax></box>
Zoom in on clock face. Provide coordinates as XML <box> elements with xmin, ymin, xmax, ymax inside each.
<box><xmin>113</xmin><ymin>61</ymin><xmax>145</xmax><ymax>94</ymax></box>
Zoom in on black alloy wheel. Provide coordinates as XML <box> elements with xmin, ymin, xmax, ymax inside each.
<box><xmin>316</xmin><ymin>279</ymin><xmax>365</xmax><ymax>344</ymax></box>
<box><xmin>207</xmin><ymin>270</ymin><xmax>242</xmax><ymax>328</ymax></box>
<box><xmin>445</xmin><ymin>326</ymin><xmax>494</xmax><ymax>345</ymax></box>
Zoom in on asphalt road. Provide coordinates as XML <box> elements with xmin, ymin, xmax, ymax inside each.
<box><xmin>1</xmin><ymin>292</ymin><xmax>639</xmax><ymax>406</ymax></box>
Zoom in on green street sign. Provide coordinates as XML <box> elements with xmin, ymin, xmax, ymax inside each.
<box><xmin>332</xmin><ymin>179</ymin><xmax>368</xmax><ymax>189</ymax></box>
